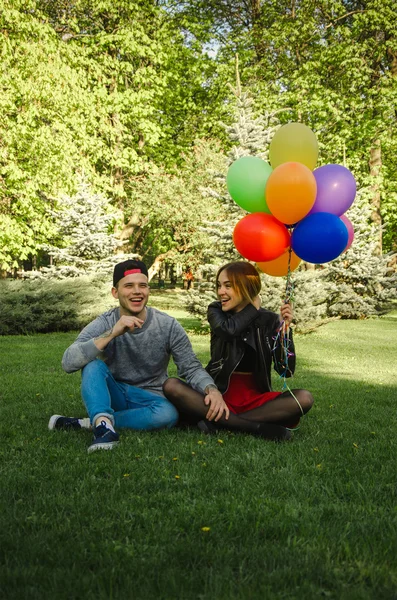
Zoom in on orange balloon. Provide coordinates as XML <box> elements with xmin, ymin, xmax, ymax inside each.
<box><xmin>266</xmin><ymin>162</ymin><xmax>317</xmax><ymax>225</ymax></box>
<box><xmin>257</xmin><ymin>249</ymin><xmax>301</xmax><ymax>277</ymax></box>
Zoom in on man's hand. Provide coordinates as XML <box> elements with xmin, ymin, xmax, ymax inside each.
<box><xmin>280</xmin><ymin>303</ymin><xmax>293</xmax><ymax>326</ymax></box>
<box><xmin>204</xmin><ymin>387</ymin><xmax>230</xmax><ymax>422</ymax></box>
<box><xmin>94</xmin><ymin>315</ymin><xmax>144</xmax><ymax>350</ymax></box>
<box><xmin>111</xmin><ymin>315</ymin><xmax>145</xmax><ymax>338</ymax></box>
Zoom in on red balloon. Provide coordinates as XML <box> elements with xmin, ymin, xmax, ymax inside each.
<box><xmin>233</xmin><ymin>213</ymin><xmax>290</xmax><ymax>262</ymax></box>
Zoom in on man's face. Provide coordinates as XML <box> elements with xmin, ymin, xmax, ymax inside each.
<box><xmin>112</xmin><ymin>273</ymin><xmax>150</xmax><ymax>317</ymax></box>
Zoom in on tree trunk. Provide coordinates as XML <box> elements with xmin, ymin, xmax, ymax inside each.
<box><xmin>369</xmin><ymin>138</ymin><xmax>383</xmax><ymax>255</ymax></box>
<box><xmin>250</xmin><ymin>0</ymin><xmax>267</xmax><ymax>62</ymax></box>
<box><xmin>148</xmin><ymin>250</ymin><xmax>175</xmax><ymax>282</ymax></box>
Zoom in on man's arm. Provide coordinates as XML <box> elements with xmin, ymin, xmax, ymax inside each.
<box><xmin>168</xmin><ymin>320</ymin><xmax>230</xmax><ymax>421</ymax></box>
<box><xmin>62</xmin><ymin>314</ymin><xmax>144</xmax><ymax>373</ymax></box>
<box><xmin>169</xmin><ymin>320</ymin><xmax>215</xmax><ymax>394</ymax></box>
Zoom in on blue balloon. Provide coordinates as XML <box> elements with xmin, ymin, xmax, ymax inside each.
<box><xmin>291</xmin><ymin>212</ymin><xmax>348</xmax><ymax>264</ymax></box>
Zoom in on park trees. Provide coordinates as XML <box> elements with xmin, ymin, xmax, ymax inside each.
<box><xmin>0</xmin><ymin>0</ymin><xmax>227</xmax><ymax>271</ymax></box>
<box><xmin>0</xmin><ymin>1</ymin><xmax>101</xmax><ymax>270</ymax></box>
<box><xmin>1</xmin><ymin>0</ymin><xmax>396</xmax><ymax>277</ymax></box>
<box><xmin>167</xmin><ymin>0</ymin><xmax>397</xmax><ymax>252</ymax></box>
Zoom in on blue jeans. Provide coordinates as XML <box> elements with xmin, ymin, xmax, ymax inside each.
<box><xmin>81</xmin><ymin>360</ymin><xmax>178</xmax><ymax>431</ymax></box>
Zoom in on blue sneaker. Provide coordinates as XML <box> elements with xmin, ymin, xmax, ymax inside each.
<box><xmin>88</xmin><ymin>421</ymin><xmax>120</xmax><ymax>453</ymax></box>
<box><xmin>48</xmin><ymin>415</ymin><xmax>91</xmax><ymax>431</ymax></box>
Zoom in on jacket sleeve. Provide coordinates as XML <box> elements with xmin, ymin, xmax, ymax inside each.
<box><xmin>271</xmin><ymin>318</ymin><xmax>296</xmax><ymax>378</ymax></box>
<box><xmin>169</xmin><ymin>320</ymin><xmax>215</xmax><ymax>394</ymax></box>
<box><xmin>61</xmin><ymin>316</ymin><xmax>109</xmax><ymax>373</ymax></box>
<box><xmin>207</xmin><ymin>302</ymin><xmax>260</xmax><ymax>341</ymax></box>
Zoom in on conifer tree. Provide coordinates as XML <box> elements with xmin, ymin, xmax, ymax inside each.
<box><xmin>323</xmin><ymin>188</ymin><xmax>397</xmax><ymax>318</ymax></box>
<box><xmin>27</xmin><ymin>177</ymin><xmax>138</xmax><ymax>279</ymax></box>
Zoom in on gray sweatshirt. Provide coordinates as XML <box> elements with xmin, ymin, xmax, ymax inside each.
<box><xmin>62</xmin><ymin>306</ymin><xmax>215</xmax><ymax>397</ymax></box>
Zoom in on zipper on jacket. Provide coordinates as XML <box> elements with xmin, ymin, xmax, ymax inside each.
<box><xmin>208</xmin><ymin>357</ymin><xmax>225</xmax><ymax>374</ymax></box>
<box><xmin>224</xmin><ymin>354</ymin><xmax>243</xmax><ymax>394</ymax></box>
<box><xmin>257</xmin><ymin>329</ymin><xmax>271</xmax><ymax>391</ymax></box>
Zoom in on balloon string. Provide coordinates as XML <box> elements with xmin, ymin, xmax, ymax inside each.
<box><xmin>274</xmin><ymin>244</ymin><xmax>304</xmax><ymax>423</ymax></box>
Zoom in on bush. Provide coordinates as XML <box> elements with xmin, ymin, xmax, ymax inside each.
<box><xmin>0</xmin><ymin>276</ymin><xmax>116</xmax><ymax>335</ymax></box>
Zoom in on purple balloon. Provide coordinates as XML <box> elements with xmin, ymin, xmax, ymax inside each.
<box><xmin>310</xmin><ymin>164</ymin><xmax>356</xmax><ymax>216</ymax></box>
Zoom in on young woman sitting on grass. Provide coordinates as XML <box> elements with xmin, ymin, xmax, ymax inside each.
<box><xmin>163</xmin><ymin>261</ymin><xmax>314</xmax><ymax>441</ymax></box>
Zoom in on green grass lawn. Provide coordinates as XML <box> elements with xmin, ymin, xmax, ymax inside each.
<box><xmin>1</xmin><ymin>295</ymin><xmax>397</xmax><ymax>600</ymax></box>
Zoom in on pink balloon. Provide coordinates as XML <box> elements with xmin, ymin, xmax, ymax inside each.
<box><xmin>340</xmin><ymin>215</ymin><xmax>354</xmax><ymax>252</ymax></box>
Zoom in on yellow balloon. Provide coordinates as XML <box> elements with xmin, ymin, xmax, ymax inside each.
<box><xmin>257</xmin><ymin>250</ymin><xmax>301</xmax><ymax>277</ymax></box>
<box><xmin>269</xmin><ymin>123</ymin><xmax>318</xmax><ymax>170</ymax></box>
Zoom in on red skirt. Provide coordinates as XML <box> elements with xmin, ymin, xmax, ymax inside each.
<box><xmin>223</xmin><ymin>372</ymin><xmax>300</xmax><ymax>429</ymax></box>
<box><xmin>223</xmin><ymin>372</ymin><xmax>281</xmax><ymax>414</ymax></box>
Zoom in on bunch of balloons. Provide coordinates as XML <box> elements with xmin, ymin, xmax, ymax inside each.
<box><xmin>227</xmin><ymin>123</ymin><xmax>356</xmax><ymax>276</ymax></box>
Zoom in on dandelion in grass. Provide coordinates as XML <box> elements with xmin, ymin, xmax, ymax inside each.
<box><xmin>316</xmin><ymin>464</ymin><xmax>322</xmax><ymax>470</ymax></box>
<box><xmin>201</xmin><ymin>527</ymin><xmax>210</xmax><ymax>532</ymax></box>
<box><xmin>175</xmin><ymin>475</ymin><xmax>180</xmax><ymax>479</ymax></box>
<box><xmin>191</xmin><ymin>452</ymin><xmax>196</xmax><ymax>455</ymax></box>
<box><xmin>172</xmin><ymin>457</ymin><xmax>178</xmax><ymax>461</ymax></box>
<box><xmin>313</xmin><ymin>447</ymin><xmax>319</xmax><ymax>452</ymax></box>
<box><xmin>353</xmin><ymin>443</ymin><xmax>359</xmax><ymax>449</ymax></box>
<box><xmin>217</xmin><ymin>439</ymin><xmax>224</xmax><ymax>444</ymax></box>
<box><xmin>123</xmin><ymin>474</ymin><xmax>130</xmax><ymax>478</ymax></box>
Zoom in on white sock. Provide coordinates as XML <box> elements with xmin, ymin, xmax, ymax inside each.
<box><xmin>96</xmin><ymin>418</ymin><xmax>115</xmax><ymax>433</ymax></box>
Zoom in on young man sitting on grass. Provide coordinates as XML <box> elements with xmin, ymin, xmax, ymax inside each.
<box><xmin>49</xmin><ymin>259</ymin><xmax>222</xmax><ymax>453</ymax></box>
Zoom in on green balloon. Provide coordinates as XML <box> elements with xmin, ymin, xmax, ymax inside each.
<box><xmin>226</xmin><ymin>156</ymin><xmax>272</xmax><ymax>213</ymax></box>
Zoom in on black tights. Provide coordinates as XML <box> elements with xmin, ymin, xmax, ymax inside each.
<box><xmin>162</xmin><ymin>378</ymin><xmax>314</xmax><ymax>438</ymax></box>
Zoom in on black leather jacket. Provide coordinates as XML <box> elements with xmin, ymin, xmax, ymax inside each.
<box><xmin>205</xmin><ymin>301</ymin><xmax>296</xmax><ymax>394</ymax></box>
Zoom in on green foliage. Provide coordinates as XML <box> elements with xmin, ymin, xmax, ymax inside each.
<box><xmin>171</xmin><ymin>0</ymin><xmax>397</xmax><ymax>251</ymax></box>
<box><xmin>1</xmin><ymin>0</ymin><xmax>396</xmax><ymax>273</ymax></box>
<box><xmin>122</xmin><ymin>139</ymin><xmax>227</xmax><ymax>267</ymax></box>
<box><xmin>0</xmin><ymin>276</ymin><xmax>115</xmax><ymax>334</ymax></box>
<box><xmin>0</xmin><ymin>0</ymin><xmax>229</xmax><ymax>270</ymax></box>
<box><xmin>0</xmin><ymin>1</ymin><xmax>98</xmax><ymax>268</ymax></box>
<box><xmin>0</xmin><ymin>280</ymin><xmax>202</xmax><ymax>335</ymax></box>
